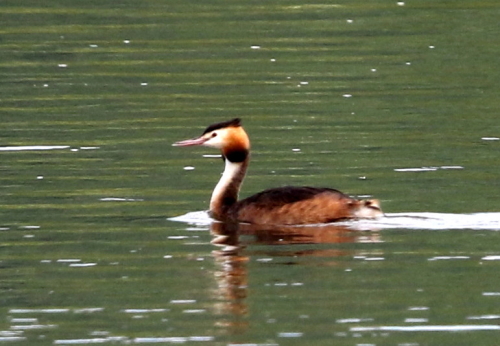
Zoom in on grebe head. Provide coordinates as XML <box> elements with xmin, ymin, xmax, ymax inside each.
<box><xmin>352</xmin><ymin>199</ymin><xmax>384</xmax><ymax>219</ymax></box>
<box><xmin>173</xmin><ymin>118</ymin><xmax>250</xmax><ymax>160</ymax></box>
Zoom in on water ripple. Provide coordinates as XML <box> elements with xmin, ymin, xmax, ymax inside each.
<box><xmin>351</xmin><ymin>325</ymin><xmax>500</xmax><ymax>332</ymax></box>
<box><xmin>0</xmin><ymin>145</ymin><xmax>69</xmax><ymax>151</ymax></box>
<box><xmin>169</xmin><ymin>211</ymin><xmax>500</xmax><ymax>231</ymax></box>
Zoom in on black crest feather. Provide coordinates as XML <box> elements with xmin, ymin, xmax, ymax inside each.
<box><xmin>202</xmin><ymin>118</ymin><xmax>241</xmax><ymax>135</ymax></box>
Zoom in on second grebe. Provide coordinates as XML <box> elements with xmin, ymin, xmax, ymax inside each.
<box><xmin>173</xmin><ymin>118</ymin><xmax>383</xmax><ymax>225</ymax></box>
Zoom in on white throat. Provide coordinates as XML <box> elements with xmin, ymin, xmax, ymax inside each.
<box><xmin>210</xmin><ymin>159</ymin><xmax>243</xmax><ymax>211</ymax></box>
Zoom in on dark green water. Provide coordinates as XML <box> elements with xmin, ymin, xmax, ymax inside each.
<box><xmin>2</xmin><ymin>1</ymin><xmax>500</xmax><ymax>345</ymax></box>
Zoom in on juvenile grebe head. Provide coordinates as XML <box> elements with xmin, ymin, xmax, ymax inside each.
<box><xmin>351</xmin><ymin>199</ymin><xmax>384</xmax><ymax>219</ymax></box>
<box><xmin>173</xmin><ymin>118</ymin><xmax>250</xmax><ymax>159</ymax></box>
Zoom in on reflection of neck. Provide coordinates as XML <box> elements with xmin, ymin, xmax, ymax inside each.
<box><xmin>211</xmin><ymin>222</ymin><xmax>249</xmax><ymax>333</ymax></box>
<box><xmin>210</xmin><ymin>157</ymin><xmax>248</xmax><ymax>220</ymax></box>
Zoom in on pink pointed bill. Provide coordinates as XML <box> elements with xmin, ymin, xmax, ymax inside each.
<box><xmin>172</xmin><ymin>136</ymin><xmax>208</xmax><ymax>147</ymax></box>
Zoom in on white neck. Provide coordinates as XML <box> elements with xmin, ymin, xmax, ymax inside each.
<box><xmin>209</xmin><ymin>158</ymin><xmax>247</xmax><ymax>219</ymax></box>
<box><xmin>210</xmin><ymin>160</ymin><xmax>241</xmax><ymax>209</ymax></box>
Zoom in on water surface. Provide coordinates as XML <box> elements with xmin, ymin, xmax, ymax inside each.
<box><xmin>2</xmin><ymin>1</ymin><xmax>500</xmax><ymax>345</ymax></box>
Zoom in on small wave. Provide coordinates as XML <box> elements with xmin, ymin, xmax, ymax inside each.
<box><xmin>99</xmin><ymin>197</ymin><xmax>144</xmax><ymax>202</ymax></box>
<box><xmin>0</xmin><ymin>145</ymin><xmax>70</xmax><ymax>151</ymax></box>
<box><xmin>169</xmin><ymin>211</ymin><xmax>500</xmax><ymax>231</ymax></box>
<box><xmin>168</xmin><ymin>211</ymin><xmax>212</xmax><ymax>226</ymax></box>
<box><xmin>350</xmin><ymin>324</ymin><xmax>500</xmax><ymax>332</ymax></box>
<box><xmin>351</xmin><ymin>212</ymin><xmax>500</xmax><ymax>231</ymax></box>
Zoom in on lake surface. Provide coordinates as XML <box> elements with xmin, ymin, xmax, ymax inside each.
<box><xmin>2</xmin><ymin>1</ymin><xmax>500</xmax><ymax>345</ymax></box>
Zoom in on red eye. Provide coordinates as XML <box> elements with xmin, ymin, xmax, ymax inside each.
<box><xmin>211</xmin><ymin>133</ymin><xmax>217</xmax><ymax>137</ymax></box>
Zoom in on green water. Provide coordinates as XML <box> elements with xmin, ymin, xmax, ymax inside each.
<box><xmin>2</xmin><ymin>1</ymin><xmax>500</xmax><ymax>345</ymax></box>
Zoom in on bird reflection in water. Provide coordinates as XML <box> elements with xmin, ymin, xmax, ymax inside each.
<box><xmin>210</xmin><ymin>222</ymin><xmax>249</xmax><ymax>335</ymax></box>
<box><xmin>208</xmin><ymin>221</ymin><xmax>381</xmax><ymax>336</ymax></box>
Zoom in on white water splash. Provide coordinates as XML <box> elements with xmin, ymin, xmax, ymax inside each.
<box><xmin>168</xmin><ymin>211</ymin><xmax>212</xmax><ymax>226</ymax></box>
<box><xmin>352</xmin><ymin>212</ymin><xmax>500</xmax><ymax>231</ymax></box>
<box><xmin>169</xmin><ymin>211</ymin><xmax>500</xmax><ymax>231</ymax></box>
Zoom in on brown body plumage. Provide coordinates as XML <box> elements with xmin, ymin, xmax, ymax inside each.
<box><xmin>173</xmin><ymin>118</ymin><xmax>382</xmax><ymax>225</ymax></box>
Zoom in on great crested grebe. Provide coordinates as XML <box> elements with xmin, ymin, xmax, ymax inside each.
<box><xmin>173</xmin><ymin>118</ymin><xmax>383</xmax><ymax>225</ymax></box>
